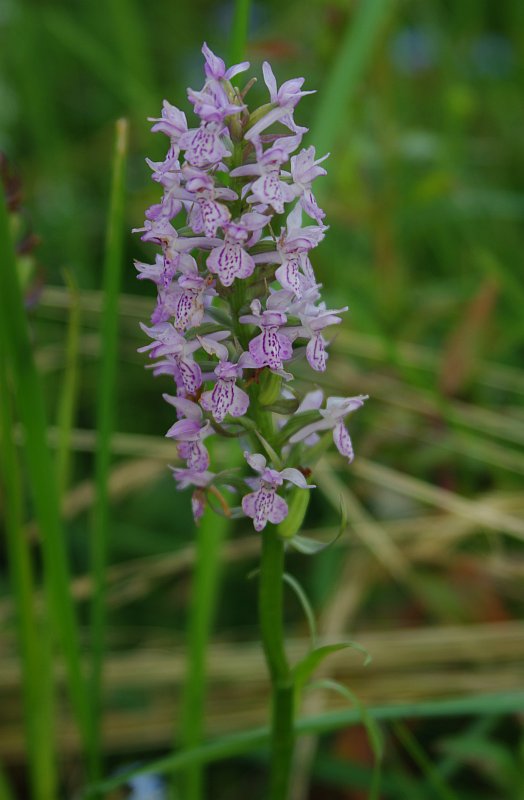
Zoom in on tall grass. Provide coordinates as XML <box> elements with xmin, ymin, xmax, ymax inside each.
<box><xmin>89</xmin><ymin>118</ymin><xmax>129</xmax><ymax>780</ymax></box>
<box><xmin>0</xmin><ymin>183</ymin><xmax>92</xmax><ymax>773</ymax></box>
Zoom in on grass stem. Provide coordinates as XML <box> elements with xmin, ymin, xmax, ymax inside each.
<box><xmin>89</xmin><ymin>118</ymin><xmax>128</xmax><ymax>780</ymax></box>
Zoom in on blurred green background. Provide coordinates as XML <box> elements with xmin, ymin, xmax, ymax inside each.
<box><xmin>1</xmin><ymin>0</ymin><xmax>524</xmax><ymax>798</ymax></box>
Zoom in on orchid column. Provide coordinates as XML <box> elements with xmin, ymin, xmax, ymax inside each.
<box><xmin>135</xmin><ymin>44</ymin><xmax>366</xmax><ymax>800</ymax></box>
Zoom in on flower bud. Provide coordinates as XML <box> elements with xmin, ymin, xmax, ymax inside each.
<box><xmin>277</xmin><ymin>486</ymin><xmax>310</xmax><ymax>539</ymax></box>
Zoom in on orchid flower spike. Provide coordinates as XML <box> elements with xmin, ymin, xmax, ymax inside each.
<box><xmin>134</xmin><ymin>46</ymin><xmax>365</xmax><ymax>529</ymax></box>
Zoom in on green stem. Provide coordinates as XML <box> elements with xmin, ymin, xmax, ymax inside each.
<box><xmin>259</xmin><ymin>528</ymin><xmax>295</xmax><ymax>800</ymax></box>
<box><xmin>0</xmin><ymin>341</ymin><xmax>56</xmax><ymax>800</ymax></box>
<box><xmin>178</xmin><ymin>497</ymin><xmax>229</xmax><ymax>799</ymax></box>
<box><xmin>55</xmin><ymin>270</ymin><xmax>81</xmax><ymax>498</ymax></box>
<box><xmin>89</xmin><ymin>118</ymin><xmax>128</xmax><ymax>781</ymax></box>
<box><xmin>229</xmin><ymin>0</ymin><xmax>251</xmax><ymax>65</ymax></box>
<box><xmin>0</xmin><ymin>182</ymin><xmax>92</xmax><ymax>768</ymax></box>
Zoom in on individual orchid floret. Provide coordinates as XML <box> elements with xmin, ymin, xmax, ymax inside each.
<box><xmin>170</xmin><ymin>465</ymin><xmax>215</xmax><ymax>490</ymax></box>
<box><xmin>170</xmin><ymin>466</ymin><xmax>216</xmax><ymax>523</ymax></box>
<box><xmin>140</xmin><ymin>323</ymin><xmax>228</xmax><ymax>394</ymax></box>
<box><xmin>134</xmin><ymin>254</ymin><xmax>175</xmax><ymax>287</ymax></box>
<box><xmin>146</xmin><ymin>151</ymin><xmax>181</xmax><ymax>188</ymax></box>
<box><xmin>164</xmin><ymin>395</ymin><xmax>212</xmax><ymax>472</ymax></box>
<box><xmin>206</xmin><ymin>213</ymin><xmax>266</xmax><ymax>286</ymax></box>
<box><xmin>245</xmin><ymin>63</ymin><xmax>314</xmax><ymax>140</ymax></box>
<box><xmin>164</xmin><ymin>396</ymin><xmax>212</xmax><ymax>469</ymax></box>
<box><xmin>179</xmin><ymin>121</ymin><xmax>231</xmax><ymax>168</ymax></box>
<box><xmin>200</xmin><ymin>361</ymin><xmax>249</xmax><ymax>423</ymax></box>
<box><xmin>287</xmin><ymin>295</ymin><xmax>347</xmax><ymax>371</ymax></box>
<box><xmin>187</xmin><ymin>81</ymin><xmax>243</xmax><ymax>123</ymax></box>
<box><xmin>241</xmin><ymin>452</ymin><xmax>314</xmax><ymax>532</ymax></box>
<box><xmin>239</xmin><ymin>299</ymin><xmax>294</xmax><ymax>370</ymax></box>
<box><xmin>148</xmin><ymin>101</ymin><xmax>188</xmax><ymax>154</ymax></box>
<box><xmin>151</xmin><ymin>270</ymin><xmax>217</xmax><ymax>329</ymax></box>
<box><xmin>186</xmin><ymin>44</ymin><xmax>249</xmax><ymax>123</ymax></box>
<box><xmin>181</xmin><ymin>167</ymin><xmax>237</xmax><ymax>237</ymax></box>
<box><xmin>289</xmin><ymin>395</ymin><xmax>368</xmax><ymax>462</ymax></box>
<box><xmin>133</xmin><ymin>219</ymin><xmax>218</xmax><ymax>274</ymax></box>
<box><xmin>201</xmin><ymin>42</ymin><xmax>250</xmax><ymax>82</ymax></box>
<box><xmin>254</xmin><ymin>206</ymin><xmax>326</xmax><ymax>296</ymax></box>
<box><xmin>288</xmin><ymin>147</ymin><xmax>328</xmax><ymax>222</ymax></box>
<box><xmin>232</xmin><ymin>135</ymin><xmax>301</xmax><ymax>213</ymax></box>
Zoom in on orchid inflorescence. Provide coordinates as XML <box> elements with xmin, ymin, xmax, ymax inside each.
<box><xmin>134</xmin><ymin>43</ymin><xmax>366</xmax><ymax>533</ymax></box>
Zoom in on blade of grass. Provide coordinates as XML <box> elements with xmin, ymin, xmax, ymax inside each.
<box><xmin>104</xmin><ymin>0</ymin><xmax>156</xmax><ymax>102</ymax></box>
<box><xmin>55</xmin><ymin>270</ymin><xmax>82</xmax><ymax>498</ymax></box>
<box><xmin>0</xmin><ymin>337</ymin><xmax>56</xmax><ymax>799</ymax></box>
<box><xmin>178</xmin><ymin>502</ymin><xmax>230</xmax><ymax>799</ymax></box>
<box><xmin>309</xmin><ymin>0</ymin><xmax>392</xmax><ymax>153</ymax></box>
<box><xmin>44</xmin><ymin>9</ymin><xmax>150</xmax><ymax>112</ymax></box>
<box><xmin>392</xmin><ymin>721</ymin><xmax>460</xmax><ymax>800</ymax></box>
<box><xmin>89</xmin><ymin>118</ymin><xmax>128</xmax><ymax>781</ymax></box>
<box><xmin>229</xmin><ymin>0</ymin><xmax>251</xmax><ymax>65</ymax></box>
<box><xmin>85</xmin><ymin>690</ymin><xmax>524</xmax><ymax>795</ymax></box>
<box><xmin>0</xmin><ymin>184</ymin><xmax>92</xmax><ymax>764</ymax></box>
<box><xmin>0</xmin><ymin>766</ymin><xmax>15</xmax><ymax>800</ymax></box>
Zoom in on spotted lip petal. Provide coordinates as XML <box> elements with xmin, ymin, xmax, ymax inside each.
<box><xmin>242</xmin><ymin>488</ymin><xmax>288</xmax><ymax>532</ymax></box>
<box><xmin>207</xmin><ymin>242</ymin><xmax>255</xmax><ymax>286</ymax></box>
<box><xmin>179</xmin><ymin>124</ymin><xmax>231</xmax><ymax>168</ymax></box>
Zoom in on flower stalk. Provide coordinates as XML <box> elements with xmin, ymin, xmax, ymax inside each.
<box><xmin>259</xmin><ymin>527</ymin><xmax>294</xmax><ymax>800</ymax></box>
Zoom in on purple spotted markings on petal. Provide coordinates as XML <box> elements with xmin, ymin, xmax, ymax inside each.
<box><xmin>179</xmin><ymin>123</ymin><xmax>231</xmax><ymax>168</ymax></box>
<box><xmin>200</xmin><ymin>362</ymin><xmax>249</xmax><ymax>422</ymax></box>
<box><xmin>207</xmin><ymin>241</ymin><xmax>254</xmax><ymax>286</ymax></box>
<box><xmin>241</xmin><ymin>452</ymin><xmax>314</xmax><ymax>532</ymax></box>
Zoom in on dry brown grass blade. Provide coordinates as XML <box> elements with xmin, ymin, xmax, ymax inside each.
<box><xmin>330</xmin><ymin>360</ymin><xmax>524</xmax><ymax>447</ymax></box>
<box><xmin>2</xmin><ymin>622</ymin><xmax>524</xmax><ymax>759</ymax></box>
<box><xmin>39</xmin><ymin>286</ymin><xmax>524</xmax><ymax>395</ymax></box>
<box><xmin>438</xmin><ymin>277</ymin><xmax>499</xmax><ymax>397</ymax></box>
<box><xmin>352</xmin><ymin>458</ymin><xmax>524</xmax><ymax>541</ymax></box>
<box><xmin>316</xmin><ymin>458</ymin><xmax>410</xmax><ymax>580</ymax></box>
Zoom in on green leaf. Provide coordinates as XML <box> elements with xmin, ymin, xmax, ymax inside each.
<box><xmin>213</xmin><ymin>469</ymin><xmax>246</xmax><ymax>492</ymax></box>
<box><xmin>283</xmin><ymin>573</ymin><xmax>317</xmax><ymax>646</ymax></box>
<box><xmin>258</xmin><ymin>369</ymin><xmax>282</xmax><ymax>405</ymax></box>
<box><xmin>255</xmin><ymin>431</ymin><xmax>282</xmax><ymax>469</ymax></box>
<box><xmin>205</xmin><ymin>306</ymin><xmax>233</xmax><ymax>327</ymax></box>
<box><xmin>228</xmin><ymin>415</ymin><xmax>257</xmax><ymax>433</ymax></box>
<box><xmin>293</xmin><ymin>641</ymin><xmax>371</xmax><ymax>697</ymax></box>
<box><xmin>187</xmin><ymin>321</ymin><xmax>229</xmax><ymax>337</ymax></box>
<box><xmin>55</xmin><ymin>269</ymin><xmax>81</xmax><ymax>499</ymax></box>
<box><xmin>310</xmin><ymin>679</ymin><xmax>383</xmax><ymax>758</ymax></box>
<box><xmin>84</xmin><ymin>691</ymin><xmax>524</xmax><ymax>795</ymax></box>
<box><xmin>0</xmin><ymin>765</ymin><xmax>15</xmax><ymax>800</ymax></box>
<box><xmin>307</xmin><ymin>678</ymin><xmax>383</xmax><ymax>800</ymax></box>
<box><xmin>0</xmin><ymin>167</ymin><xmax>91</xmax><ymax>767</ymax></box>
<box><xmin>275</xmin><ymin>410</ymin><xmax>322</xmax><ymax>447</ymax></box>
<box><xmin>89</xmin><ymin>118</ymin><xmax>128</xmax><ymax>779</ymax></box>
<box><xmin>264</xmin><ymin>398</ymin><xmax>300</xmax><ymax>415</ymax></box>
<box><xmin>210</xmin><ymin>421</ymin><xmax>246</xmax><ymax>438</ymax></box>
<box><xmin>393</xmin><ymin>722</ymin><xmax>461</xmax><ymax>800</ymax></box>
<box><xmin>290</xmin><ymin>496</ymin><xmax>346</xmax><ymax>554</ymax></box>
